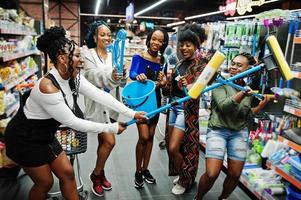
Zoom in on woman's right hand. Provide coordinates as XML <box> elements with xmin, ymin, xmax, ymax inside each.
<box><xmin>136</xmin><ymin>73</ymin><xmax>147</xmax><ymax>82</ymax></box>
<box><xmin>134</xmin><ymin>111</ymin><xmax>148</xmax><ymax>123</ymax></box>
<box><xmin>117</xmin><ymin>122</ymin><xmax>127</xmax><ymax>135</ymax></box>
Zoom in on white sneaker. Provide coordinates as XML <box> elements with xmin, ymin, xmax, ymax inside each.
<box><xmin>173</xmin><ymin>176</ymin><xmax>179</xmax><ymax>185</ymax></box>
<box><xmin>171</xmin><ymin>183</ymin><xmax>186</xmax><ymax>195</ymax></box>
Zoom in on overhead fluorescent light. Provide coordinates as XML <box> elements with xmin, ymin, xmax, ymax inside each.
<box><xmin>136</xmin><ymin>16</ymin><xmax>179</xmax><ymax>20</ymax></box>
<box><xmin>81</xmin><ymin>13</ymin><xmax>125</xmax><ymax>18</ymax></box>
<box><xmin>227</xmin><ymin>14</ymin><xmax>256</xmax><ymax>20</ymax></box>
<box><xmin>134</xmin><ymin>0</ymin><xmax>168</xmax><ymax>17</ymax></box>
<box><xmin>167</xmin><ymin>20</ymin><xmax>186</xmax><ymax>27</ymax></box>
<box><xmin>185</xmin><ymin>10</ymin><xmax>224</xmax><ymax>20</ymax></box>
<box><xmin>290</xmin><ymin>9</ymin><xmax>301</xmax><ymax>12</ymax></box>
<box><xmin>264</xmin><ymin>0</ymin><xmax>280</xmax><ymax>3</ymax></box>
<box><xmin>80</xmin><ymin>13</ymin><xmax>178</xmax><ymax>20</ymax></box>
<box><xmin>95</xmin><ymin>0</ymin><xmax>101</xmax><ymax>14</ymax></box>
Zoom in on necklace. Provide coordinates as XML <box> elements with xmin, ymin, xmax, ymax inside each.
<box><xmin>96</xmin><ymin>48</ymin><xmax>108</xmax><ymax>64</ymax></box>
<box><xmin>147</xmin><ymin>49</ymin><xmax>158</xmax><ymax>57</ymax></box>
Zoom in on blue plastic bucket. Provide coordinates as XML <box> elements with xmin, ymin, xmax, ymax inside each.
<box><xmin>287</xmin><ymin>184</ymin><xmax>301</xmax><ymax>200</ymax></box>
<box><xmin>122</xmin><ymin>80</ymin><xmax>157</xmax><ymax>113</ymax></box>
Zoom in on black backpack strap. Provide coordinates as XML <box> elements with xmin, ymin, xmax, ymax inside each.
<box><xmin>46</xmin><ymin>73</ymin><xmax>84</xmax><ymax>119</ymax></box>
<box><xmin>45</xmin><ymin>73</ymin><xmax>71</xmax><ymax>109</ymax></box>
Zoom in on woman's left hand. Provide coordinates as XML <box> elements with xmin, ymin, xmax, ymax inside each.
<box><xmin>178</xmin><ymin>76</ymin><xmax>187</xmax><ymax>89</ymax></box>
<box><xmin>157</xmin><ymin>71</ymin><xmax>167</xmax><ymax>87</ymax></box>
<box><xmin>112</xmin><ymin>69</ymin><xmax>123</xmax><ymax>81</ymax></box>
<box><xmin>122</xmin><ymin>65</ymin><xmax>128</xmax><ymax>77</ymax></box>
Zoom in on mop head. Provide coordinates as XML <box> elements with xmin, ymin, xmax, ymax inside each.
<box><xmin>188</xmin><ymin>51</ymin><xmax>225</xmax><ymax>99</ymax></box>
<box><xmin>266</xmin><ymin>35</ymin><xmax>294</xmax><ymax>81</ymax></box>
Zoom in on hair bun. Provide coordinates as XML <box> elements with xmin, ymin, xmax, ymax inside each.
<box><xmin>37</xmin><ymin>26</ymin><xmax>66</xmax><ymax>52</ymax></box>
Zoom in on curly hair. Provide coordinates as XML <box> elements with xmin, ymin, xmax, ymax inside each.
<box><xmin>85</xmin><ymin>20</ymin><xmax>110</xmax><ymax>48</ymax></box>
<box><xmin>178</xmin><ymin>29</ymin><xmax>200</xmax><ymax>48</ymax></box>
<box><xmin>37</xmin><ymin>26</ymin><xmax>75</xmax><ymax>66</ymax></box>
<box><xmin>235</xmin><ymin>52</ymin><xmax>257</xmax><ymax>66</ymax></box>
<box><xmin>145</xmin><ymin>28</ymin><xmax>169</xmax><ymax>64</ymax></box>
<box><xmin>182</xmin><ymin>23</ymin><xmax>207</xmax><ymax>44</ymax></box>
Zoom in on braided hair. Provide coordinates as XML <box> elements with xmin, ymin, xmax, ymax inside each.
<box><xmin>85</xmin><ymin>20</ymin><xmax>110</xmax><ymax>48</ymax></box>
<box><xmin>146</xmin><ymin>28</ymin><xmax>169</xmax><ymax>64</ymax></box>
<box><xmin>37</xmin><ymin>26</ymin><xmax>75</xmax><ymax>66</ymax></box>
<box><xmin>37</xmin><ymin>26</ymin><xmax>80</xmax><ymax>95</ymax></box>
<box><xmin>236</xmin><ymin>52</ymin><xmax>257</xmax><ymax>66</ymax></box>
<box><xmin>234</xmin><ymin>52</ymin><xmax>260</xmax><ymax>90</ymax></box>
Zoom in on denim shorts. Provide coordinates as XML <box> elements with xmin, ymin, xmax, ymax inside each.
<box><xmin>205</xmin><ymin>128</ymin><xmax>249</xmax><ymax>161</ymax></box>
<box><xmin>168</xmin><ymin>97</ymin><xmax>185</xmax><ymax>131</ymax></box>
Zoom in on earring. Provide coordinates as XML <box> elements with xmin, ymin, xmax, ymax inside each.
<box><xmin>62</xmin><ymin>63</ymin><xmax>68</xmax><ymax>74</ymax></box>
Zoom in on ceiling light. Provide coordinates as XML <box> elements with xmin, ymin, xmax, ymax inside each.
<box><xmin>135</xmin><ymin>16</ymin><xmax>179</xmax><ymax>20</ymax></box>
<box><xmin>185</xmin><ymin>10</ymin><xmax>224</xmax><ymax>20</ymax></box>
<box><xmin>290</xmin><ymin>9</ymin><xmax>301</xmax><ymax>12</ymax></box>
<box><xmin>227</xmin><ymin>14</ymin><xmax>256</xmax><ymax>20</ymax></box>
<box><xmin>80</xmin><ymin>13</ymin><xmax>177</xmax><ymax>20</ymax></box>
<box><xmin>95</xmin><ymin>0</ymin><xmax>101</xmax><ymax>14</ymax></box>
<box><xmin>167</xmin><ymin>20</ymin><xmax>185</xmax><ymax>27</ymax></box>
<box><xmin>264</xmin><ymin>0</ymin><xmax>280</xmax><ymax>3</ymax></box>
<box><xmin>134</xmin><ymin>0</ymin><xmax>168</xmax><ymax>17</ymax></box>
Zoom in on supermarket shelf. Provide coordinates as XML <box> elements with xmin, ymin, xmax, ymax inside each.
<box><xmin>5</xmin><ymin>101</ymin><xmax>19</xmax><ymax>117</ymax></box>
<box><xmin>200</xmin><ymin>141</ymin><xmax>273</xmax><ymax>200</ymax></box>
<box><xmin>0</xmin><ymin>50</ymin><xmax>39</xmax><ymax>62</ymax></box>
<box><xmin>283</xmin><ymin>104</ymin><xmax>301</xmax><ymax>117</ymax></box>
<box><xmin>267</xmin><ymin>161</ymin><xmax>301</xmax><ymax>190</ymax></box>
<box><xmin>3</xmin><ymin>68</ymin><xmax>38</xmax><ymax>91</ymax></box>
<box><xmin>0</xmin><ymin>28</ymin><xmax>37</xmax><ymax>36</ymax></box>
<box><xmin>294</xmin><ymin>37</ymin><xmax>301</xmax><ymax>44</ymax></box>
<box><xmin>240</xmin><ymin>175</ymin><xmax>263</xmax><ymax>199</ymax></box>
<box><xmin>278</xmin><ymin>135</ymin><xmax>301</xmax><ymax>153</ymax></box>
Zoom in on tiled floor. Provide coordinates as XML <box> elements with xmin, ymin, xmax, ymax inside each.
<box><xmin>0</xmin><ymin>114</ymin><xmax>252</xmax><ymax>200</ymax></box>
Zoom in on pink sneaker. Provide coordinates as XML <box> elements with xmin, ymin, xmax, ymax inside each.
<box><xmin>89</xmin><ymin>172</ymin><xmax>104</xmax><ymax>196</ymax></box>
<box><xmin>100</xmin><ymin>170</ymin><xmax>112</xmax><ymax>190</ymax></box>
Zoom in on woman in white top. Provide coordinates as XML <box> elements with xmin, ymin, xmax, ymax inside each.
<box><xmin>83</xmin><ymin>20</ymin><xmax>128</xmax><ymax>196</ymax></box>
<box><xmin>4</xmin><ymin>26</ymin><xmax>145</xmax><ymax>200</ymax></box>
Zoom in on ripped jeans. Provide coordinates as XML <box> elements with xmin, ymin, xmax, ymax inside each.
<box><xmin>205</xmin><ymin>128</ymin><xmax>249</xmax><ymax>161</ymax></box>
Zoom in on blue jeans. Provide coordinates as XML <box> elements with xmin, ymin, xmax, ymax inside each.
<box><xmin>168</xmin><ymin>97</ymin><xmax>185</xmax><ymax>131</ymax></box>
<box><xmin>205</xmin><ymin>128</ymin><xmax>249</xmax><ymax>161</ymax></box>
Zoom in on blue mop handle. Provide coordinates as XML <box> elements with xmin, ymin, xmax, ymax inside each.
<box><xmin>286</xmin><ymin>20</ymin><xmax>299</xmax><ymax>87</ymax></box>
<box><xmin>126</xmin><ymin>96</ymin><xmax>191</xmax><ymax>126</ymax></box>
<box><xmin>216</xmin><ymin>77</ymin><xmax>264</xmax><ymax>100</ymax></box>
<box><xmin>125</xmin><ymin>64</ymin><xmax>264</xmax><ymax>126</ymax></box>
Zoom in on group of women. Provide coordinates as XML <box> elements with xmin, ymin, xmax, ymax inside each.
<box><xmin>4</xmin><ymin>20</ymin><xmax>273</xmax><ymax>200</ymax></box>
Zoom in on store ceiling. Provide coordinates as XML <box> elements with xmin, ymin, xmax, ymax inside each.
<box><xmin>80</xmin><ymin>0</ymin><xmax>224</xmax><ymax>18</ymax></box>
<box><xmin>79</xmin><ymin>0</ymin><xmax>285</xmax><ymax>26</ymax></box>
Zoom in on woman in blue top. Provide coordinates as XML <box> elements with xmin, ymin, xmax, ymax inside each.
<box><xmin>129</xmin><ymin>28</ymin><xmax>168</xmax><ymax>189</ymax></box>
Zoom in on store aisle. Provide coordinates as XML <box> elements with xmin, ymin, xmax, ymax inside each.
<box><xmin>0</xmin><ymin>114</ymin><xmax>251</xmax><ymax>200</ymax></box>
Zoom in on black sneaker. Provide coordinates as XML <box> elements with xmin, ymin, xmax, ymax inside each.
<box><xmin>142</xmin><ymin>169</ymin><xmax>156</xmax><ymax>184</ymax></box>
<box><xmin>134</xmin><ymin>171</ymin><xmax>144</xmax><ymax>189</ymax></box>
